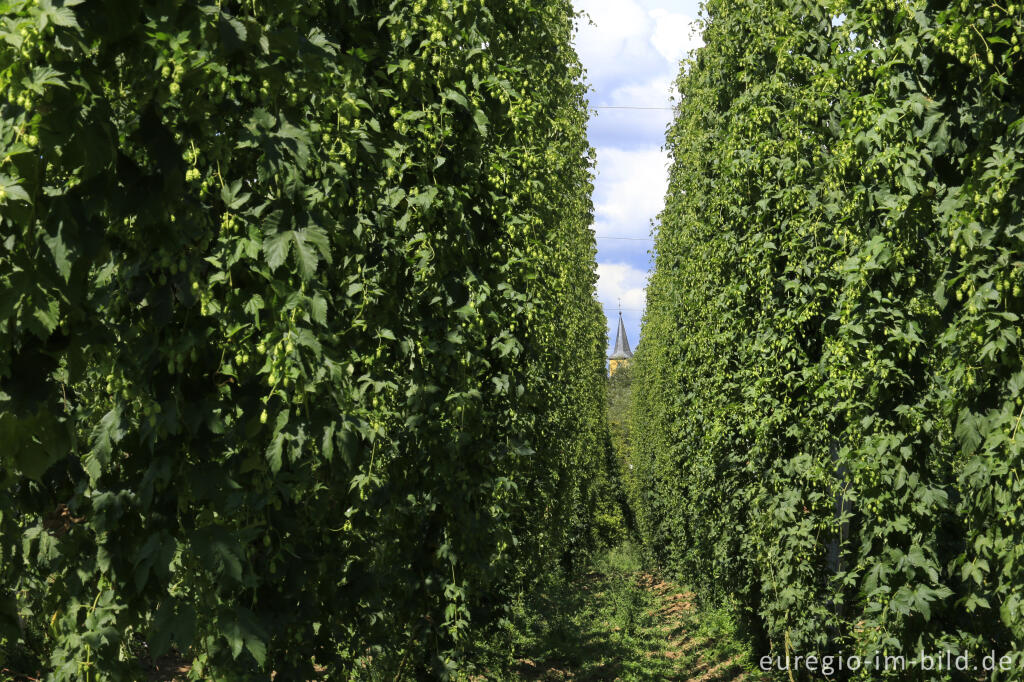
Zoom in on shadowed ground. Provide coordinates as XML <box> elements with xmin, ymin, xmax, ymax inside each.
<box><xmin>468</xmin><ymin>544</ymin><xmax>769</xmax><ymax>681</ymax></box>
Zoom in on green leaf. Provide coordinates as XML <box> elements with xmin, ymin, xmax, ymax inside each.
<box><xmin>300</xmin><ymin>225</ymin><xmax>331</xmax><ymax>263</ymax></box>
<box><xmin>265</xmin><ymin>228</ymin><xmax>330</xmax><ymax>278</ymax></box>
<box><xmin>0</xmin><ymin>174</ymin><xmax>30</xmax><ymax>203</ymax></box>
<box><xmin>263</xmin><ymin>231</ymin><xmax>291</xmax><ymax>272</ymax></box>
<box><xmin>38</xmin><ymin>0</ymin><xmax>80</xmax><ymax>28</ymax></box>
<box><xmin>473</xmin><ymin>109</ymin><xmax>489</xmax><ymax>137</ymax></box>
<box><xmin>322</xmin><ymin>423</ymin><xmax>336</xmax><ymax>461</ymax></box>
<box><xmin>83</xmin><ymin>407</ymin><xmax>123</xmax><ymax>483</ymax></box>
<box><xmin>444</xmin><ymin>89</ymin><xmax>469</xmax><ymax>110</ymax></box>
<box><xmin>44</xmin><ymin>229</ymin><xmax>72</xmax><ymax>281</ymax></box>
<box><xmin>220</xmin><ymin>179</ymin><xmax>250</xmax><ymax>209</ymax></box>
<box><xmin>31</xmin><ymin>298</ymin><xmax>60</xmax><ymax>335</ymax></box>
<box><xmin>311</xmin><ymin>293</ymin><xmax>327</xmax><ymax>326</ymax></box>
<box><xmin>244</xmin><ymin>294</ymin><xmax>265</xmax><ymax>316</ymax></box>
<box><xmin>245</xmin><ymin>636</ymin><xmax>267</xmax><ymax>666</ymax></box>
<box><xmin>225</xmin><ymin>621</ymin><xmax>245</xmax><ymax>659</ymax></box>
<box><xmin>266</xmin><ymin>432</ymin><xmax>284</xmax><ymax>473</ymax></box>
<box><xmin>221</xmin><ymin>14</ymin><xmax>247</xmax><ymax>42</ymax></box>
<box><xmin>23</xmin><ymin>66</ymin><xmax>65</xmax><ymax>94</ymax></box>
<box><xmin>408</xmin><ymin>186</ymin><xmax>438</xmax><ymax>209</ymax></box>
<box><xmin>291</xmin><ymin>231</ymin><xmax>318</xmax><ymax>280</ymax></box>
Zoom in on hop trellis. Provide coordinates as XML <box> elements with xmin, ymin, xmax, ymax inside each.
<box><xmin>0</xmin><ymin>1</ymin><xmax>611</xmax><ymax>677</ymax></box>
<box><xmin>629</xmin><ymin>0</ymin><xmax>1024</xmax><ymax>672</ymax></box>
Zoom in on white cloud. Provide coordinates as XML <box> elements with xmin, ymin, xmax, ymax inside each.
<box><xmin>574</xmin><ymin>0</ymin><xmax>665</xmax><ymax>90</ymax></box>
<box><xmin>597</xmin><ymin>262</ymin><xmax>649</xmax><ymax>312</ymax></box>
<box><xmin>574</xmin><ymin>1</ymin><xmax>703</xmax><ymax>99</ymax></box>
<box><xmin>592</xmin><ymin>146</ymin><xmax>670</xmax><ymax>239</ymax></box>
<box><xmin>648</xmin><ymin>10</ymin><xmax>703</xmax><ymax>65</ymax></box>
<box><xmin>572</xmin><ymin>0</ymin><xmax>698</xmax><ymax>352</ymax></box>
<box><xmin>606</xmin><ymin>75</ymin><xmax>675</xmax><ymax>108</ymax></box>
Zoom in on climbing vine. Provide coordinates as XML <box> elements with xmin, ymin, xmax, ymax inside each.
<box><xmin>0</xmin><ymin>0</ymin><xmax>609</xmax><ymax>678</ymax></box>
<box><xmin>630</xmin><ymin>0</ymin><xmax>1024</xmax><ymax>676</ymax></box>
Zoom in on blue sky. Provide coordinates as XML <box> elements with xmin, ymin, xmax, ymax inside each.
<box><xmin>571</xmin><ymin>0</ymin><xmax>703</xmax><ymax>356</ymax></box>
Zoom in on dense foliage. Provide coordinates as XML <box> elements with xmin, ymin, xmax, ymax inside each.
<box><xmin>603</xmin><ymin>362</ymin><xmax>634</xmax><ymax>540</ymax></box>
<box><xmin>0</xmin><ymin>0</ymin><xmax>611</xmax><ymax>678</ymax></box>
<box><xmin>629</xmin><ymin>0</ymin><xmax>1024</xmax><ymax>677</ymax></box>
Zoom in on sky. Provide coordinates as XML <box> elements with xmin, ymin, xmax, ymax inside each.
<box><xmin>570</xmin><ymin>0</ymin><xmax>704</xmax><ymax>357</ymax></box>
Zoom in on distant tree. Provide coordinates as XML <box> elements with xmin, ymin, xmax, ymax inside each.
<box><xmin>604</xmin><ymin>361</ymin><xmax>636</xmax><ymax>537</ymax></box>
<box><xmin>607</xmin><ymin>361</ymin><xmax>633</xmax><ymax>429</ymax></box>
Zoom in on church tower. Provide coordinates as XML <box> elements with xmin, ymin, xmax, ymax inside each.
<box><xmin>608</xmin><ymin>311</ymin><xmax>633</xmax><ymax>376</ymax></box>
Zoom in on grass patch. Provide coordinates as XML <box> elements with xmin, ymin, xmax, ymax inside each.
<box><xmin>463</xmin><ymin>544</ymin><xmax>769</xmax><ymax>681</ymax></box>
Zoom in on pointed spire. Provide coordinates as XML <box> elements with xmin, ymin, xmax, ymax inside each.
<box><xmin>610</xmin><ymin>311</ymin><xmax>633</xmax><ymax>359</ymax></box>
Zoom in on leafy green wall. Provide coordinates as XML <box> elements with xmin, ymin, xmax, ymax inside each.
<box><xmin>629</xmin><ymin>0</ymin><xmax>1024</xmax><ymax>675</ymax></box>
<box><xmin>0</xmin><ymin>0</ymin><xmax>609</xmax><ymax>678</ymax></box>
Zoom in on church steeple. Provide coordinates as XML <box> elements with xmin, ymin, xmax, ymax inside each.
<box><xmin>610</xmin><ymin>312</ymin><xmax>632</xmax><ymax>359</ymax></box>
<box><xmin>608</xmin><ymin>309</ymin><xmax>633</xmax><ymax>375</ymax></box>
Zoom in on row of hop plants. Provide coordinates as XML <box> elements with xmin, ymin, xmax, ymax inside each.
<box><xmin>629</xmin><ymin>0</ymin><xmax>1024</xmax><ymax>678</ymax></box>
<box><xmin>0</xmin><ymin>0</ymin><xmax>612</xmax><ymax>678</ymax></box>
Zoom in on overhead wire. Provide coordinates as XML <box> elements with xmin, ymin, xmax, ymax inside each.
<box><xmin>587</xmin><ymin>102</ymin><xmax>662</xmax><ymax>315</ymax></box>
<box><xmin>599</xmin><ymin>303</ymin><xmax>645</xmax><ymax>311</ymax></box>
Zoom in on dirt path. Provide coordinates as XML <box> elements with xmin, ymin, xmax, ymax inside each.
<box><xmin>478</xmin><ymin>547</ymin><xmax>767</xmax><ymax>681</ymax></box>
<box><xmin>633</xmin><ymin>574</ymin><xmax>753</xmax><ymax>682</ymax></box>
